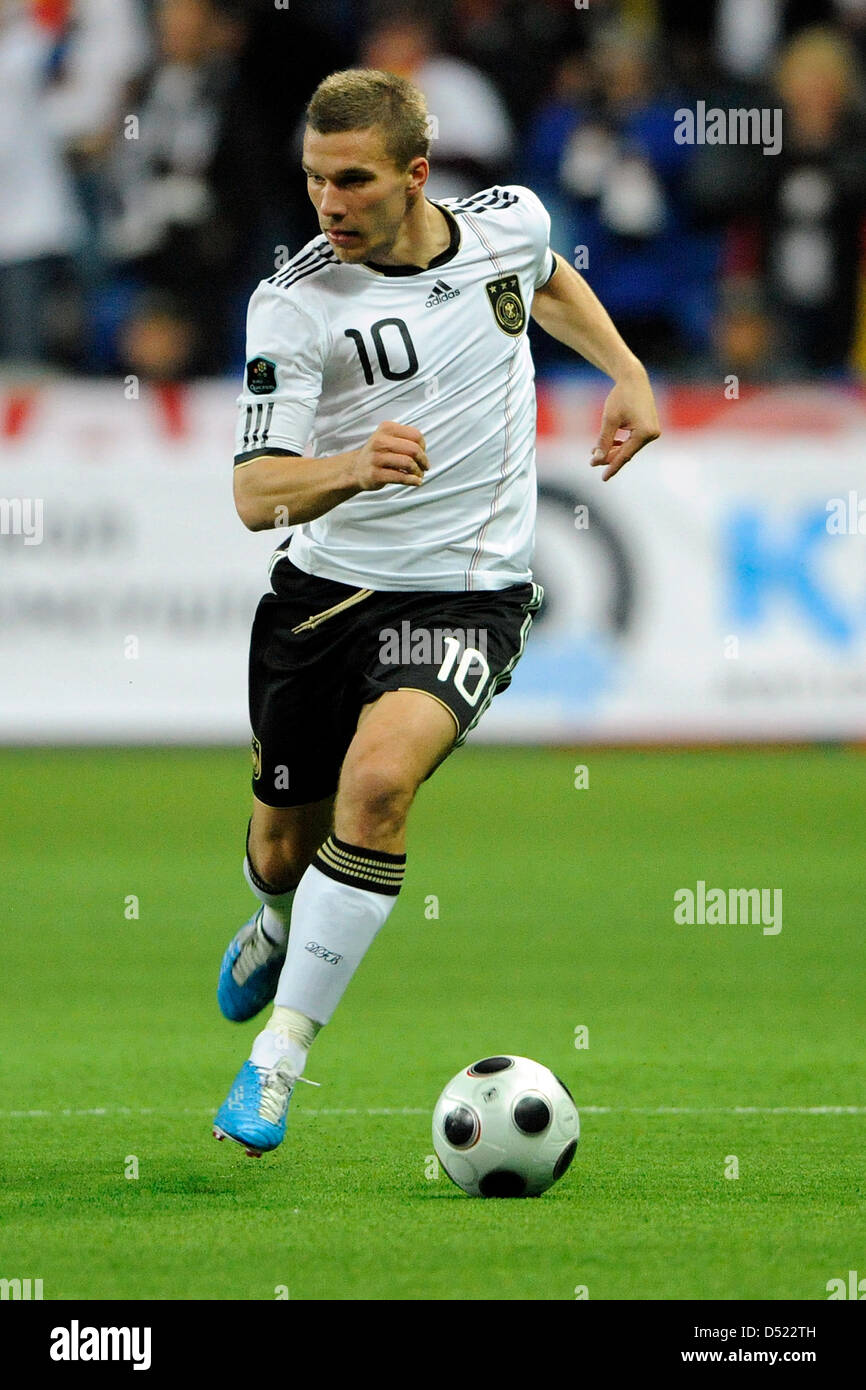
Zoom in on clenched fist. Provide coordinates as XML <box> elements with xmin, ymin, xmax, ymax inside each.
<box><xmin>349</xmin><ymin>421</ymin><xmax>429</xmax><ymax>491</ymax></box>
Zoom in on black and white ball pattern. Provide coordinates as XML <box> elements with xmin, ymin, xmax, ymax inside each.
<box><xmin>432</xmin><ymin>1055</ymin><xmax>580</xmax><ymax>1198</ymax></box>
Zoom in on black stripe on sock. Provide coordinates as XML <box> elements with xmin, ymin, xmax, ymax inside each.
<box><xmin>314</xmin><ymin>834</ymin><xmax>406</xmax><ymax>896</ymax></box>
<box><xmin>259</xmin><ymin>911</ymin><xmax>285</xmax><ymax>950</ymax></box>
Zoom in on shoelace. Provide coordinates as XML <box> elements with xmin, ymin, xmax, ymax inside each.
<box><xmin>232</xmin><ymin>915</ymin><xmax>285</xmax><ymax>987</ymax></box>
<box><xmin>257</xmin><ymin>1062</ymin><xmax>320</xmax><ymax>1124</ymax></box>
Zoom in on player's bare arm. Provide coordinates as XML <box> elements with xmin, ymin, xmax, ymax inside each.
<box><xmin>531</xmin><ymin>252</ymin><xmax>661</xmax><ymax>480</ymax></box>
<box><xmin>233</xmin><ymin>421</ymin><xmax>429</xmax><ymax>530</ymax></box>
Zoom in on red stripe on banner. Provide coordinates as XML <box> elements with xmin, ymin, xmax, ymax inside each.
<box><xmin>536</xmin><ymin>385</ymin><xmax>556</xmax><ymax>437</ymax></box>
<box><xmin>1</xmin><ymin>391</ymin><xmax>37</xmax><ymax>440</ymax></box>
<box><xmin>154</xmin><ymin>382</ymin><xmax>187</xmax><ymax>439</ymax></box>
<box><xmin>664</xmin><ymin>388</ymin><xmax>739</xmax><ymax>429</ymax></box>
<box><xmin>663</xmin><ymin>385</ymin><xmax>854</xmax><ymax>432</ymax></box>
<box><xmin>33</xmin><ymin>0</ymin><xmax>72</xmax><ymax>32</ymax></box>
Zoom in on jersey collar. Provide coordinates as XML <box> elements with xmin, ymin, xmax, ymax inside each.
<box><xmin>363</xmin><ymin>202</ymin><xmax>460</xmax><ymax>277</ymax></box>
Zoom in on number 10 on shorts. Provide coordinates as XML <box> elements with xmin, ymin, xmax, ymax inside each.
<box><xmin>436</xmin><ymin>637</ymin><xmax>490</xmax><ymax>707</ymax></box>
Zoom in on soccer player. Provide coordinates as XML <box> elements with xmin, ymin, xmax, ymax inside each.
<box><xmin>213</xmin><ymin>69</ymin><xmax>660</xmax><ymax>1156</ymax></box>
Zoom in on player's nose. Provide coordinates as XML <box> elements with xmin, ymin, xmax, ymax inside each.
<box><xmin>320</xmin><ymin>184</ymin><xmax>347</xmax><ymax>218</ymax></box>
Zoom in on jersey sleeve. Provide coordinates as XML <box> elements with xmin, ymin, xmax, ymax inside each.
<box><xmin>234</xmin><ymin>283</ymin><xmax>326</xmax><ymax>464</ymax></box>
<box><xmin>512</xmin><ymin>185</ymin><xmax>557</xmax><ymax>290</ymax></box>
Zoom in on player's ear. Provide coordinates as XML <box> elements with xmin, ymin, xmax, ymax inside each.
<box><xmin>406</xmin><ymin>156</ymin><xmax>428</xmax><ymax>194</ymax></box>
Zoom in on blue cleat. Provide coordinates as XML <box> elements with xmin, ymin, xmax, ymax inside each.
<box><xmin>217</xmin><ymin>909</ymin><xmax>285</xmax><ymax>1023</ymax></box>
<box><xmin>212</xmin><ymin>1058</ymin><xmax>296</xmax><ymax>1157</ymax></box>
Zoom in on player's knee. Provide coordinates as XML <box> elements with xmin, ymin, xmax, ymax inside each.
<box><xmin>339</xmin><ymin>757</ymin><xmax>416</xmax><ymax>833</ymax></box>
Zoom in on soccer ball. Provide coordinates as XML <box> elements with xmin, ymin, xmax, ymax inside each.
<box><xmin>432</xmin><ymin>1055</ymin><xmax>579</xmax><ymax>1198</ymax></box>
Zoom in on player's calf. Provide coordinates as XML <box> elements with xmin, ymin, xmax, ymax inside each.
<box><xmin>245</xmin><ymin>835</ymin><xmax>307</xmax><ymax>895</ymax></box>
<box><xmin>216</xmin><ymin>841</ymin><xmax>301</xmax><ymax>1024</ymax></box>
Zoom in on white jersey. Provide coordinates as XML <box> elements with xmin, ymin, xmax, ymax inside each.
<box><xmin>234</xmin><ymin>185</ymin><xmax>557</xmax><ymax>592</ymax></box>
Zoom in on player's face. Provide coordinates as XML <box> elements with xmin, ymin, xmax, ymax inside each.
<box><xmin>302</xmin><ymin>126</ymin><xmax>425</xmax><ymax>264</ymax></box>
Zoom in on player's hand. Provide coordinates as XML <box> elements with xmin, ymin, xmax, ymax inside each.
<box><xmin>351</xmin><ymin>421</ymin><xmax>429</xmax><ymax>491</ymax></box>
<box><xmin>590</xmin><ymin>368</ymin><xmax>661</xmax><ymax>481</ymax></box>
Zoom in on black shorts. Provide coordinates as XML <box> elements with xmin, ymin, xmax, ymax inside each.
<box><xmin>249</xmin><ymin>554</ymin><xmax>543</xmax><ymax>807</ymax></box>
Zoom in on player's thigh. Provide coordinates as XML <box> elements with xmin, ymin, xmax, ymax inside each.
<box><xmin>248</xmin><ymin>792</ymin><xmax>335</xmax><ymax>888</ymax></box>
<box><xmin>336</xmin><ymin>689</ymin><xmax>458</xmax><ymax>814</ymax></box>
<box><xmin>249</xmin><ymin>571</ymin><xmax>358</xmax><ymax>811</ymax></box>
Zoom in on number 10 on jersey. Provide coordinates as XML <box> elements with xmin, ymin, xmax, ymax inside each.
<box><xmin>345</xmin><ymin>319</ymin><xmax>419</xmax><ymax>385</ymax></box>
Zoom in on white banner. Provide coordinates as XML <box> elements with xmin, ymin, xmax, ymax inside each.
<box><xmin>1</xmin><ymin>380</ymin><xmax>865</xmax><ymax>742</ymax></box>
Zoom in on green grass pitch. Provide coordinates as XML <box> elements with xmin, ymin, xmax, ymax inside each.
<box><xmin>0</xmin><ymin>745</ymin><xmax>864</xmax><ymax>1301</ymax></box>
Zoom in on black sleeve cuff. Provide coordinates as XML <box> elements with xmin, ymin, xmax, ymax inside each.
<box><xmin>539</xmin><ymin>252</ymin><xmax>559</xmax><ymax>289</ymax></box>
<box><xmin>234</xmin><ymin>448</ymin><xmax>301</xmax><ymax>466</ymax></box>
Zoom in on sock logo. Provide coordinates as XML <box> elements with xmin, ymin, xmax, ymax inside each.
<box><xmin>305</xmin><ymin>941</ymin><xmax>343</xmax><ymax>966</ymax></box>
<box><xmin>425</xmin><ymin>278</ymin><xmax>460</xmax><ymax>308</ymax></box>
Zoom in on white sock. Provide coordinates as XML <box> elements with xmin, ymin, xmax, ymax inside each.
<box><xmin>243</xmin><ymin>853</ymin><xmax>295</xmax><ymax>949</ymax></box>
<box><xmin>273</xmin><ymin>835</ymin><xmax>406</xmax><ymax>1024</ymax></box>
<box><xmin>251</xmin><ymin>1006</ymin><xmax>322</xmax><ymax>1077</ymax></box>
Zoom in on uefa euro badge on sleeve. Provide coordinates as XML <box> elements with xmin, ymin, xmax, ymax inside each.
<box><xmin>485</xmin><ymin>275</ymin><xmax>526</xmax><ymax>337</ymax></box>
<box><xmin>246</xmin><ymin>357</ymin><xmax>278</xmax><ymax>395</ymax></box>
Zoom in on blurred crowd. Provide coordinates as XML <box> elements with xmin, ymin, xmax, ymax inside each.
<box><xmin>1</xmin><ymin>0</ymin><xmax>866</xmax><ymax>382</ymax></box>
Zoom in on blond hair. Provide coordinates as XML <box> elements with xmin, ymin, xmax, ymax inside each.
<box><xmin>306</xmin><ymin>68</ymin><xmax>431</xmax><ymax>170</ymax></box>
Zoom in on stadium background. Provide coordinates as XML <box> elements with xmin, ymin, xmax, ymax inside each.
<box><xmin>1</xmin><ymin>0</ymin><xmax>865</xmax><ymax>1305</ymax></box>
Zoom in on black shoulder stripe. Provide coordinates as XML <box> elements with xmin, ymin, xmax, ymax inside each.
<box><xmin>270</xmin><ymin>255</ymin><xmax>339</xmax><ymax>293</ymax></box>
<box><xmin>269</xmin><ymin>256</ymin><xmax>325</xmax><ymax>287</ymax></box>
<box><xmin>268</xmin><ymin>238</ymin><xmax>332</xmax><ymax>281</ymax></box>
<box><xmin>269</xmin><ymin>242</ymin><xmax>338</xmax><ymax>290</ymax></box>
<box><xmin>449</xmin><ymin>187</ymin><xmax>502</xmax><ymax>210</ymax></box>
<box><xmin>269</xmin><ymin>249</ymin><xmax>320</xmax><ymax>283</ymax></box>
<box><xmin>240</xmin><ymin>400</ymin><xmax>277</xmax><ymax>453</ymax></box>
<box><xmin>276</xmin><ymin>256</ymin><xmax>339</xmax><ymax>293</ymax></box>
<box><xmin>448</xmin><ymin>188</ymin><xmax>519</xmax><ymax>215</ymax></box>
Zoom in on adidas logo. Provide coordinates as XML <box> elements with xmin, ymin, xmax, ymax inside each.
<box><xmin>425</xmin><ymin>278</ymin><xmax>460</xmax><ymax>308</ymax></box>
